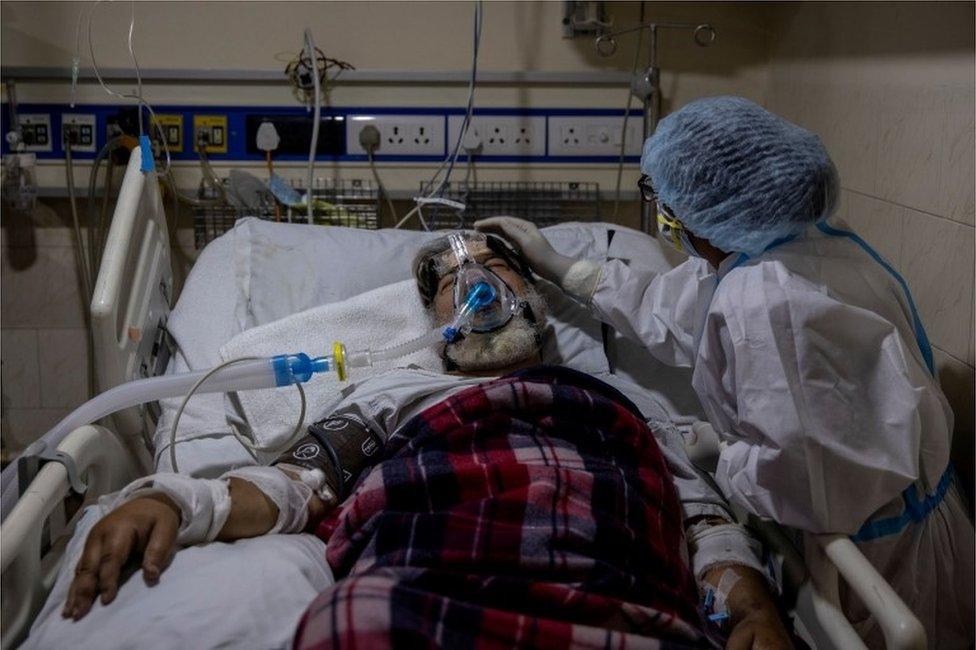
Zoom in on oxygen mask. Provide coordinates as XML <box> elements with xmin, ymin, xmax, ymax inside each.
<box><xmin>441</xmin><ymin>232</ymin><xmax>521</xmax><ymax>340</ymax></box>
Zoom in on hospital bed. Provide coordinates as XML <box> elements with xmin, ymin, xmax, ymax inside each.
<box><xmin>0</xmin><ymin>149</ymin><xmax>927</xmax><ymax>649</ymax></box>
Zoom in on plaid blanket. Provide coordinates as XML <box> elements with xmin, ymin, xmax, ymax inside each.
<box><xmin>295</xmin><ymin>366</ymin><xmax>704</xmax><ymax>649</ymax></box>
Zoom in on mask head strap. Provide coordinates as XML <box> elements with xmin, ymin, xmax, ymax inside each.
<box><xmin>657</xmin><ymin>210</ymin><xmax>688</xmax><ymax>253</ymax></box>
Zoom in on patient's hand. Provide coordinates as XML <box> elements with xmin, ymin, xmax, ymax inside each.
<box><xmin>703</xmin><ymin>565</ymin><xmax>794</xmax><ymax>650</ymax></box>
<box><xmin>63</xmin><ymin>494</ymin><xmax>180</xmax><ymax>620</ymax></box>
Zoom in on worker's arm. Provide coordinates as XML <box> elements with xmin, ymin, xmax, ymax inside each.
<box><xmin>63</xmin><ymin>470</ymin><xmax>328</xmax><ymax>621</ymax></box>
<box><xmin>476</xmin><ymin>216</ymin><xmax>709</xmax><ymax>368</ymax></box>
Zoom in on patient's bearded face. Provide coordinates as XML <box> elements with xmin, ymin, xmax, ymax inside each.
<box><xmin>428</xmin><ymin>255</ymin><xmax>547</xmax><ymax>372</ymax></box>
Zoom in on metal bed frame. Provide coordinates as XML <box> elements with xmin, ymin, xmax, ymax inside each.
<box><xmin>0</xmin><ymin>149</ymin><xmax>926</xmax><ymax>649</ymax></box>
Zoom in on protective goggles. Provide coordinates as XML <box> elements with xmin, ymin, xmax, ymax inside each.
<box><xmin>638</xmin><ymin>175</ymin><xmax>700</xmax><ymax>257</ymax></box>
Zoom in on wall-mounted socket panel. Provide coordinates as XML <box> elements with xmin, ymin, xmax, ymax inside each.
<box><xmin>17</xmin><ymin>114</ymin><xmax>53</xmax><ymax>152</ymax></box>
<box><xmin>346</xmin><ymin>115</ymin><xmax>445</xmax><ymax>156</ymax></box>
<box><xmin>154</xmin><ymin>114</ymin><xmax>185</xmax><ymax>154</ymax></box>
<box><xmin>448</xmin><ymin>115</ymin><xmax>547</xmax><ymax>157</ymax></box>
<box><xmin>548</xmin><ymin>116</ymin><xmax>644</xmax><ymax>157</ymax></box>
<box><xmin>61</xmin><ymin>113</ymin><xmax>97</xmax><ymax>153</ymax></box>
<box><xmin>2</xmin><ymin>103</ymin><xmax>644</xmax><ymax>164</ymax></box>
<box><xmin>193</xmin><ymin>114</ymin><xmax>229</xmax><ymax>154</ymax></box>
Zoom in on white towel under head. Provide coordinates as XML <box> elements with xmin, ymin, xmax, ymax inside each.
<box><xmin>219</xmin><ymin>279</ymin><xmax>442</xmax><ymax>451</ymax></box>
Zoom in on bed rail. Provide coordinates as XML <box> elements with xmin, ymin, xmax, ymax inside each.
<box><xmin>0</xmin><ymin>425</ymin><xmax>140</xmax><ymax>649</ymax></box>
<box><xmin>90</xmin><ymin>146</ymin><xmax>174</xmax><ymax>467</ymax></box>
<box><xmin>684</xmin><ymin>421</ymin><xmax>925</xmax><ymax>649</ymax></box>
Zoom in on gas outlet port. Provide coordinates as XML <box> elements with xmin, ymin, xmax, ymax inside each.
<box><xmin>61</xmin><ymin>113</ymin><xmax>97</xmax><ymax>153</ymax></box>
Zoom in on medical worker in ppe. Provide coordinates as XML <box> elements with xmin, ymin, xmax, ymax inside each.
<box><xmin>478</xmin><ymin>96</ymin><xmax>974</xmax><ymax>648</ymax></box>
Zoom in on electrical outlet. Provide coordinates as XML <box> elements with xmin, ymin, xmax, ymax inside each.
<box><xmin>346</xmin><ymin>115</ymin><xmax>445</xmax><ymax>156</ymax></box>
<box><xmin>153</xmin><ymin>114</ymin><xmax>184</xmax><ymax>154</ymax></box>
<box><xmin>17</xmin><ymin>114</ymin><xmax>53</xmax><ymax>153</ymax></box>
<box><xmin>548</xmin><ymin>116</ymin><xmax>643</xmax><ymax>157</ymax></box>
<box><xmin>61</xmin><ymin>113</ymin><xmax>97</xmax><ymax>153</ymax></box>
<box><xmin>193</xmin><ymin>114</ymin><xmax>228</xmax><ymax>154</ymax></box>
<box><xmin>447</xmin><ymin>115</ymin><xmax>546</xmax><ymax>157</ymax></box>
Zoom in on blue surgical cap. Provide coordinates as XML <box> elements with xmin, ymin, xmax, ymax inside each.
<box><xmin>641</xmin><ymin>96</ymin><xmax>839</xmax><ymax>256</ymax></box>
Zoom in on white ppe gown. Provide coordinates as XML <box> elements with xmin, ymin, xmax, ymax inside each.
<box><xmin>587</xmin><ymin>218</ymin><xmax>975</xmax><ymax>648</ymax></box>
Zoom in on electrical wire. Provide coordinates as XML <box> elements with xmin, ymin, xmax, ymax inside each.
<box><xmin>426</xmin><ymin>0</ymin><xmax>483</xmax><ymax>198</ymax></box>
<box><xmin>85</xmin><ymin>135</ymin><xmax>128</xmax><ymax>277</ymax></box>
<box><xmin>394</xmin><ymin>0</ymin><xmax>483</xmax><ymax>230</ymax></box>
<box><xmin>168</xmin><ymin>358</ymin><xmax>308</xmax><ymax>474</ymax></box>
<box><xmin>64</xmin><ymin>140</ymin><xmax>97</xmax><ymax>398</ymax></box>
<box><xmin>304</xmin><ymin>28</ymin><xmax>321</xmax><ymax>224</ymax></box>
<box><xmin>64</xmin><ymin>141</ymin><xmax>93</xmax><ymax>301</ymax></box>
<box><xmin>84</xmin><ymin>0</ymin><xmax>173</xmax><ymax>175</ymax></box>
<box><xmin>161</xmin><ymin>169</ymin><xmax>223</xmax><ymax>208</ymax></box>
<box><xmin>196</xmin><ymin>143</ymin><xmax>228</xmax><ymax>204</ymax></box>
<box><xmin>126</xmin><ymin>0</ymin><xmax>144</xmax><ymax>136</ymax></box>
<box><xmin>611</xmin><ymin>1</ymin><xmax>646</xmax><ymax>220</ymax></box>
<box><xmin>266</xmin><ymin>151</ymin><xmax>282</xmax><ymax>221</ymax></box>
<box><xmin>367</xmin><ymin>150</ymin><xmax>398</xmax><ymax>223</ymax></box>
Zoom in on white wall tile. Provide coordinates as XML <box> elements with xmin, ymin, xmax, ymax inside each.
<box><xmin>37</xmin><ymin>328</ymin><xmax>90</xmax><ymax>409</ymax></box>
<box><xmin>940</xmin><ymin>85</ymin><xmax>976</xmax><ymax>226</ymax></box>
<box><xmin>901</xmin><ymin>211</ymin><xmax>975</xmax><ymax>362</ymax></box>
<box><xmin>0</xmin><ymin>245</ymin><xmax>87</xmax><ymax>329</ymax></box>
<box><xmin>876</xmin><ymin>84</ymin><xmax>947</xmax><ymax>217</ymax></box>
<box><xmin>933</xmin><ymin>347</ymin><xmax>975</xmax><ymax>494</ymax></box>
<box><xmin>0</xmin><ymin>329</ymin><xmax>40</xmax><ymax>408</ymax></box>
<box><xmin>843</xmin><ymin>191</ymin><xmax>906</xmax><ymax>271</ymax></box>
<box><xmin>969</xmin><ymin>295</ymin><xmax>975</xmax><ymax>368</ymax></box>
<box><xmin>821</xmin><ymin>83</ymin><xmax>882</xmax><ymax>196</ymax></box>
<box><xmin>0</xmin><ymin>407</ymin><xmax>71</xmax><ymax>453</ymax></box>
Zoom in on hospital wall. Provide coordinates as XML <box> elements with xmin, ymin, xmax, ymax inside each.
<box><xmin>764</xmin><ymin>1</ymin><xmax>976</xmax><ymax>493</ymax></box>
<box><xmin>0</xmin><ymin>1</ymin><xmax>774</xmax><ymax>455</ymax></box>
<box><xmin>2</xmin><ymin>0</ymin><xmax>974</xmax><ymax>492</ymax></box>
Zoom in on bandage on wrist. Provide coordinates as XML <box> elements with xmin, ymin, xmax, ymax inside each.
<box><xmin>686</xmin><ymin>521</ymin><xmax>764</xmax><ymax>582</ymax></box>
<box><xmin>105</xmin><ymin>473</ymin><xmax>231</xmax><ymax>546</ymax></box>
<box><xmin>220</xmin><ymin>466</ymin><xmax>313</xmax><ymax>534</ymax></box>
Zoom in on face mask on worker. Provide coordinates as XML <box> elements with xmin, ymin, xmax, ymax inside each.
<box><xmin>657</xmin><ymin>210</ymin><xmax>702</xmax><ymax>258</ymax></box>
<box><xmin>639</xmin><ymin>174</ymin><xmax>702</xmax><ymax>258</ymax></box>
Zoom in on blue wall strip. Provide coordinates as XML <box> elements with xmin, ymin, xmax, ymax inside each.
<box><xmin>1</xmin><ymin>103</ymin><xmax>643</xmax><ymax>164</ymax></box>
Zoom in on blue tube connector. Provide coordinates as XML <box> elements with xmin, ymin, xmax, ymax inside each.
<box><xmin>444</xmin><ymin>281</ymin><xmax>496</xmax><ymax>342</ymax></box>
<box><xmin>271</xmin><ymin>353</ymin><xmax>332</xmax><ymax>387</ymax></box>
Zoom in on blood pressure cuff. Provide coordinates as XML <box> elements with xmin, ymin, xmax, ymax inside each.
<box><xmin>271</xmin><ymin>414</ymin><xmax>383</xmax><ymax>501</ymax></box>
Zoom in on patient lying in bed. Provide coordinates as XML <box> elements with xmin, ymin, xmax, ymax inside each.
<box><xmin>55</xmin><ymin>233</ymin><xmax>792</xmax><ymax>648</ymax></box>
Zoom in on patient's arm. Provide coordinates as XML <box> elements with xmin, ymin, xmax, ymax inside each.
<box><xmin>703</xmin><ymin>563</ymin><xmax>793</xmax><ymax>649</ymax></box>
<box><xmin>63</xmin><ymin>472</ymin><xmax>327</xmax><ymax>621</ymax></box>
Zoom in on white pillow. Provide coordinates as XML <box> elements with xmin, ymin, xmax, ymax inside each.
<box><xmin>231</xmin><ymin>219</ymin><xmax>619</xmax><ymax>374</ymax></box>
<box><xmin>232</xmin><ymin>219</ymin><xmax>440</xmax><ymax>329</ymax></box>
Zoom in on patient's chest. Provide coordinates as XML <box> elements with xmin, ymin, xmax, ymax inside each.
<box><xmin>325</xmin><ymin>367</ymin><xmax>494</xmax><ymax>441</ymax></box>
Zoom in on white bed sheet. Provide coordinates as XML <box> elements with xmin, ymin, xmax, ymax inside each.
<box><xmin>25</xmin><ymin>221</ymin><xmax>704</xmax><ymax>649</ymax></box>
<box><xmin>24</xmin><ymin>505</ymin><xmax>333</xmax><ymax>650</ymax></box>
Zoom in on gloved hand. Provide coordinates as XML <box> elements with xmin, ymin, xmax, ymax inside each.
<box><xmin>474</xmin><ymin>216</ymin><xmax>602</xmax><ymax>299</ymax></box>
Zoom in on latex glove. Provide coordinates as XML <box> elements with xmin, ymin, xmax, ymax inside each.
<box><xmin>475</xmin><ymin>216</ymin><xmax>601</xmax><ymax>299</ymax></box>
